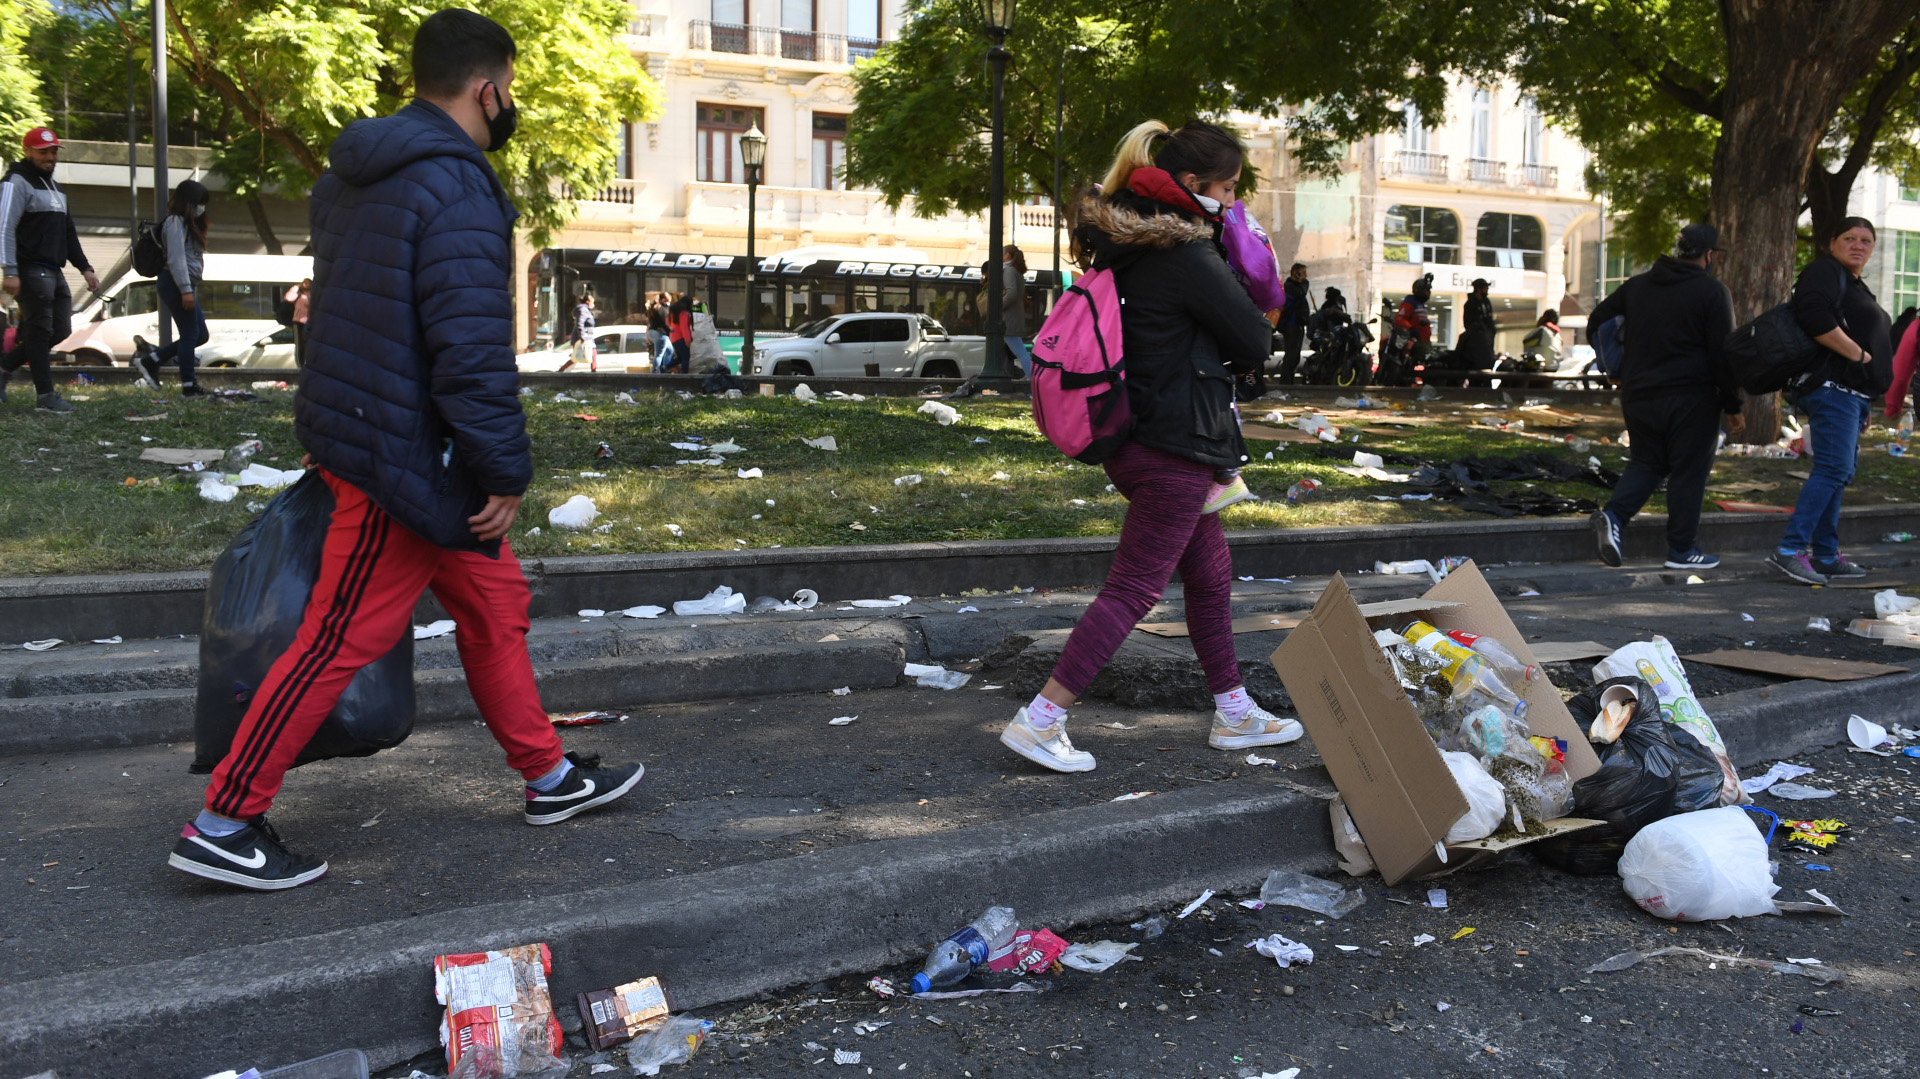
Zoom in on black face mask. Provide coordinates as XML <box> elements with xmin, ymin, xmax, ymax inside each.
<box><xmin>480</xmin><ymin>81</ymin><xmax>518</xmax><ymax>152</ymax></box>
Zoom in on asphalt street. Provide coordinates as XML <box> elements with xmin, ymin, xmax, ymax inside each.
<box><xmin>409</xmin><ymin>740</ymin><xmax>1915</xmax><ymax>1079</ymax></box>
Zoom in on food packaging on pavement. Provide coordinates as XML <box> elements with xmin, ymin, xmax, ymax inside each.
<box><xmin>986</xmin><ymin>928</ymin><xmax>1070</xmax><ymax>974</ymax></box>
<box><xmin>1269</xmin><ymin>563</ymin><xmax>1602</xmax><ymax>885</ymax></box>
<box><xmin>1593</xmin><ymin>637</ymin><xmax>1744</xmax><ymax>805</ymax></box>
<box><xmin>1059</xmin><ymin>940</ymin><xmax>1142</xmax><ymax>972</ymax></box>
<box><xmin>433</xmin><ymin>942</ymin><xmax>565</xmax><ymax>1078</ymax></box>
<box><xmin>576</xmin><ymin>975</ymin><xmax>673</xmax><ymax>1051</ymax></box>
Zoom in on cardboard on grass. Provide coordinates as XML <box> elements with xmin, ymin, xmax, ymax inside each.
<box><xmin>1270</xmin><ymin>562</ymin><xmax>1602</xmax><ymax>886</ymax></box>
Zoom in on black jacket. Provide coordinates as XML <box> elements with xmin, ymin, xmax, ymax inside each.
<box><xmin>1280</xmin><ymin>275</ymin><xmax>1309</xmax><ymax>329</ymax></box>
<box><xmin>1080</xmin><ymin>190</ymin><xmax>1272</xmax><ymax>470</ymax></box>
<box><xmin>1585</xmin><ymin>256</ymin><xmax>1739</xmax><ymax>413</ymax></box>
<box><xmin>1792</xmin><ymin>254</ymin><xmax>1892</xmax><ymax>397</ymax></box>
<box><xmin>298</xmin><ymin>100</ymin><xmax>527</xmax><ymax>553</ymax></box>
<box><xmin>0</xmin><ymin>160</ymin><xmax>91</xmax><ymax>276</ymax></box>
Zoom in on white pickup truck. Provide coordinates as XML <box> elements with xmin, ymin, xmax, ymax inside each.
<box><xmin>747</xmin><ymin>312</ymin><xmax>987</xmax><ymax>379</ymax></box>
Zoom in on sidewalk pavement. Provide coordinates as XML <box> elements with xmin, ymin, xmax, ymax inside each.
<box><xmin>3</xmin><ymin>560</ymin><xmax>1920</xmax><ymax>1076</ymax></box>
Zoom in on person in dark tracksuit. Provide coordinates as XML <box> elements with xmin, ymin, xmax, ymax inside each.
<box><xmin>1276</xmin><ymin>263</ymin><xmax>1308</xmax><ymax>384</ymax></box>
<box><xmin>0</xmin><ymin>127</ymin><xmax>97</xmax><ymax>413</ymax></box>
<box><xmin>165</xmin><ymin>9</ymin><xmax>643</xmax><ymax>892</ymax></box>
<box><xmin>1586</xmin><ymin>223</ymin><xmax>1745</xmax><ymax>571</ymax></box>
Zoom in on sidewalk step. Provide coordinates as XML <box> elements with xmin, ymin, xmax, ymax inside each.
<box><xmin>0</xmin><ymin>640</ymin><xmax>908</xmax><ymax>757</ymax></box>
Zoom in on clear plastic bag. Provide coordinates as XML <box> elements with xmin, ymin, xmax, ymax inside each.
<box><xmin>1258</xmin><ymin>869</ymin><xmax>1366</xmax><ymax>918</ymax></box>
<box><xmin>627</xmin><ymin>1015</ymin><xmax>714</xmax><ymax>1075</ymax></box>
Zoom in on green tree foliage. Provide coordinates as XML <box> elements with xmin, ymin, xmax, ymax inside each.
<box><xmin>74</xmin><ymin>0</ymin><xmax>661</xmax><ymax>247</ymax></box>
<box><xmin>0</xmin><ymin>0</ymin><xmax>49</xmax><ymax>149</ymax></box>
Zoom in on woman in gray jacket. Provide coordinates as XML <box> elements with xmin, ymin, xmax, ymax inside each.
<box><xmin>139</xmin><ymin>178</ymin><xmax>210</xmax><ymax>394</ymax></box>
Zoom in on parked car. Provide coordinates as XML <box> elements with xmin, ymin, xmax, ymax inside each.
<box><xmin>57</xmin><ymin>253</ymin><xmax>312</xmax><ymax>367</ymax></box>
<box><xmin>517</xmin><ymin>324</ymin><xmax>659</xmax><ymax>373</ymax></box>
<box><xmin>748</xmin><ymin>312</ymin><xmax>986</xmax><ymax>379</ymax></box>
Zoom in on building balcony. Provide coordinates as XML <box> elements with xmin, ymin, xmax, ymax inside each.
<box><xmin>1386</xmin><ymin>150</ymin><xmax>1449</xmax><ymax>181</ymax></box>
<box><xmin>1519</xmin><ymin>163</ymin><xmax>1559</xmax><ymax>188</ymax></box>
<box><xmin>1464</xmin><ymin>157</ymin><xmax>1506</xmax><ymax>184</ymax></box>
<box><xmin>689</xmin><ymin>20</ymin><xmax>883</xmax><ymax>66</ymax></box>
<box><xmin>565</xmin><ymin>178</ymin><xmax>645</xmax><ymax>206</ymax></box>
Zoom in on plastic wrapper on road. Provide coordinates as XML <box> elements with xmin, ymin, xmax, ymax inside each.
<box><xmin>435</xmin><ymin>942</ymin><xmax>566</xmax><ymax>1078</ymax></box>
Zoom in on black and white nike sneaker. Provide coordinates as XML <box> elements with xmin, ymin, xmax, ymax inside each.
<box><xmin>524</xmin><ymin>752</ymin><xmax>645</xmax><ymax>826</ymax></box>
<box><xmin>168</xmin><ymin>817</ymin><xmax>328</xmax><ymax>891</ymax></box>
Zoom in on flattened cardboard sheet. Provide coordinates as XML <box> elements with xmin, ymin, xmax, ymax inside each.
<box><xmin>1525</xmin><ymin>640</ymin><xmax>1612</xmax><ymax>663</ymax></box>
<box><xmin>1681</xmin><ymin>649</ymin><xmax>1908</xmax><ymax>682</ymax></box>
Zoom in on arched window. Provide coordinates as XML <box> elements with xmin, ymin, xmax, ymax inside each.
<box><xmin>1385</xmin><ymin>205</ymin><xmax>1461</xmax><ymax>265</ymax></box>
<box><xmin>1477</xmin><ymin>213</ymin><xmax>1544</xmax><ymax>270</ymax></box>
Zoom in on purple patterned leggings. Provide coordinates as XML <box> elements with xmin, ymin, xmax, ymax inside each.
<box><xmin>1049</xmin><ymin>441</ymin><xmax>1241</xmax><ymax>697</ymax></box>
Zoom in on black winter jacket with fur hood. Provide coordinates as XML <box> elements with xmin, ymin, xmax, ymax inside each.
<box><xmin>1078</xmin><ymin>188</ymin><xmax>1272</xmax><ymax>470</ymax></box>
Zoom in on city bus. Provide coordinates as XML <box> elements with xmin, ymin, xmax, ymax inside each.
<box><xmin>528</xmin><ymin>245</ymin><xmax>1067</xmax><ymax>368</ymax></box>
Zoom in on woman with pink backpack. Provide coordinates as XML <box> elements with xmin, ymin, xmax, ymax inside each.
<box><xmin>1001</xmin><ymin>119</ymin><xmax>1301</xmax><ymax>775</ymax></box>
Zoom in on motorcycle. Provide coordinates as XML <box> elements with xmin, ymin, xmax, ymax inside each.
<box><xmin>1301</xmin><ymin>310</ymin><xmax>1375</xmax><ymax>387</ymax></box>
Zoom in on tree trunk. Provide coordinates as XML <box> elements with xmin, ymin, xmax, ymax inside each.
<box><xmin>1712</xmin><ymin>0</ymin><xmax>1918</xmax><ymax>442</ymax></box>
<box><xmin>246</xmin><ymin>196</ymin><xmax>282</xmax><ymax>256</ymax></box>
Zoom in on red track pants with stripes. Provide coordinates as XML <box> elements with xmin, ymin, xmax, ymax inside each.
<box><xmin>205</xmin><ymin>471</ymin><xmax>565</xmax><ymax>821</ymax></box>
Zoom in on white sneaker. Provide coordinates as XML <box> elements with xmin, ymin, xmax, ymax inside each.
<box><xmin>1209</xmin><ymin>704</ymin><xmax>1304</xmax><ymax>749</ymax></box>
<box><xmin>1000</xmin><ymin>707</ymin><xmax>1096</xmax><ymax>773</ymax></box>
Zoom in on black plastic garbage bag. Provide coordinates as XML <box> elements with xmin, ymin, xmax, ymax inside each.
<box><xmin>1533</xmin><ymin>675</ymin><xmax>1720</xmax><ymax>875</ymax></box>
<box><xmin>190</xmin><ymin>471</ymin><xmax>415</xmax><ymax>774</ymax></box>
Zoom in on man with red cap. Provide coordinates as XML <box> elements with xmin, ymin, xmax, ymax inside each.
<box><xmin>0</xmin><ymin>127</ymin><xmax>96</xmax><ymax>412</ymax></box>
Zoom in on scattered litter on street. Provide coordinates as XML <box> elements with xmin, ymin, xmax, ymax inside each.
<box><xmin>1427</xmin><ymin>889</ymin><xmax>1448</xmax><ymax>909</ymax></box>
<box><xmin>1245</xmin><ymin>753</ymin><xmax>1277</xmax><ymax>766</ymax></box>
<box><xmin>91</xmin><ymin>635</ymin><xmax>122</xmax><ymax>645</ymax></box>
<box><xmin>911</xmin><ymin>981</ymin><xmax>1047</xmax><ymax>1000</ymax></box>
<box><xmin>619</xmin><ymin>605</ymin><xmax>667</xmax><ymax>619</ymax></box>
<box><xmin>1619</xmin><ymin>807</ymin><xmax>1781</xmax><ymax>920</ymax></box>
<box><xmin>1585</xmin><ymin>946</ymin><xmax>1844</xmax><ymax>984</ymax></box>
<box><xmin>627</xmin><ymin>1015</ymin><xmax>714</xmax><ymax>1075</ymax></box>
<box><xmin>1258</xmin><ymin>870</ymin><xmax>1365</xmax><ymax>918</ymax></box>
<box><xmin>1059</xmin><ymin>940</ymin><xmax>1142</xmax><ymax>972</ymax></box>
<box><xmin>434</xmin><ymin>942</ymin><xmax>565</xmax><ymax>1077</ymax></box>
<box><xmin>851</xmin><ymin>595</ymin><xmax>913</xmax><ymax>608</ymax></box>
<box><xmin>829</xmin><ymin>716</ymin><xmax>858</xmax><ymax>726</ymax></box>
<box><xmin>1769</xmin><ymin>783</ymin><xmax>1838</xmax><ymax>800</ymax></box>
<box><xmin>987</xmin><ymin>928</ymin><xmax>1070</xmax><ymax>974</ymax></box>
<box><xmin>577</xmin><ymin>975</ymin><xmax>671</xmax><ymax>1051</ymax></box>
<box><xmin>1412</xmin><ymin>934</ymin><xmax>1437</xmax><ymax>947</ymax></box>
<box><xmin>549</xmin><ymin>711</ymin><xmax>627</xmax><ymax>727</ymax></box>
<box><xmin>1178</xmin><ymin>889</ymin><xmax>1215</xmax><ymax>918</ymax></box>
<box><xmin>1247</xmin><ymin>934</ymin><xmax>1314</xmax><ymax>968</ymax></box>
<box><xmin>903</xmin><ymin>662</ymin><xmax>970</xmax><ymax>689</ymax></box>
<box><xmin>1741</xmin><ymin>761</ymin><xmax>1816</xmax><ymax>794</ymax></box>
<box><xmin>22</xmin><ymin>638</ymin><xmax>60</xmax><ymax>652</ymax></box>
<box><xmin>1848</xmin><ymin>715</ymin><xmax>1890</xmax><ymax>750</ymax></box>
<box><xmin>866</xmin><ymin>976</ymin><xmax>896</xmax><ymax>998</ymax></box>
<box><xmin>413</xmin><ymin>620</ymin><xmax>456</xmax><ymax>640</ymax></box>
<box><xmin>673</xmin><ymin>585</ymin><xmax>746</xmax><ymax>616</ymax></box>
<box><xmin>832</xmin><ymin>1049</ymin><xmax>862</xmax><ymax>1065</ymax></box>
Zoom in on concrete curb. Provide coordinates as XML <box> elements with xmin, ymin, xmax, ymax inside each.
<box><xmin>0</xmin><ymin>781</ymin><xmax>1333</xmax><ymax>1079</ymax></box>
<box><xmin>0</xmin><ymin>640</ymin><xmax>907</xmax><ymax>757</ymax></box>
<box><xmin>1706</xmin><ymin>667</ymin><xmax>1920</xmax><ymax>766</ymax></box>
<box><xmin>5</xmin><ymin>504</ymin><xmax>1919</xmax><ymax>643</ymax></box>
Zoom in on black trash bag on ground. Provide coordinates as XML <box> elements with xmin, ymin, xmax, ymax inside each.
<box><xmin>700</xmin><ymin>369</ymin><xmax>745</xmax><ymax>394</ymax></box>
<box><xmin>190</xmin><ymin>471</ymin><xmax>415</xmax><ymax>774</ymax></box>
<box><xmin>1533</xmin><ymin>676</ymin><xmax>1697</xmax><ymax>875</ymax></box>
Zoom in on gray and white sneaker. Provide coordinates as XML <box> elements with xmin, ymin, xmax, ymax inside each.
<box><xmin>1813</xmin><ymin>555</ymin><xmax>1866</xmax><ymax>579</ymax></box>
<box><xmin>1767</xmin><ymin>551</ymin><xmax>1827</xmax><ymax>585</ymax></box>
<box><xmin>35</xmin><ymin>393</ymin><xmax>74</xmax><ymax>414</ymax></box>
<box><xmin>1591</xmin><ymin>509</ymin><xmax>1622</xmax><ymax>567</ymax></box>
<box><xmin>1209</xmin><ymin>704</ymin><xmax>1304</xmax><ymax>749</ymax></box>
<box><xmin>1000</xmin><ymin>707</ymin><xmax>1095</xmax><ymax>773</ymax></box>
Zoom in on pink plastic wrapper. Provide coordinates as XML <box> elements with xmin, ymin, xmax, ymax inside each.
<box><xmin>986</xmin><ymin>928</ymin><xmax>1069</xmax><ymax>975</ymax></box>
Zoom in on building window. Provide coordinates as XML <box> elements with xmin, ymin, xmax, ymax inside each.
<box><xmin>1522</xmin><ymin>97</ymin><xmax>1545</xmax><ymax>166</ymax></box>
<box><xmin>1477</xmin><ymin>213</ymin><xmax>1545</xmax><ymax>271</ymax></box>
<box><xmin>1901</xmin><ymin>183</ymin><xmax>1920</xmax><ymax>203</ymax></box>
<box><xmin>1591</xmin><ymin>239</ymin><xmax>1642</xmax><ymax>301</ymax></box>
<box><xmin>1469</xmin><ymin>88</ymin><xmax>1492</xmax><ymax>161</ymax></box>
<box><xmin>1891</xmin><ymin>229</ymin><xmax>1920</xmax><ymax>315</ymax></box>
<box><xmin>812</xmin><ymin>113</ymin><xmax>847</xmax><ymax>190</ymax></box>
<box><xmin>847</xmin><ymin>0</ymin><xmax>880</xmax><ymax>50</ymax></box>
<box><xmin>780</xmin><ymin>0</ymin><xmax>816</xmax><ymax>60</ymax></box>
<box><xmin>1401</xmin><ymin>104</ymin><xmax>1430</xmax><ymax>153</ymax></box>
<box><xmin>1384</xmin><ymin>204</ymin><xmax>1460</xmax><ymax>264</ymax></box>
<box><xmin>696</xmin><ymin>104</ymin><xmax>765</xmax><ymax>184</ymax></box>
<box><xmin>613</xmin><ymin>123</ymin><xmax>630</xmax><ymax>181</ymax></box>
<box><xmin>711</xmin><ymin>0</ymin><xmax>744</xmax><ymax>20</ymax></box>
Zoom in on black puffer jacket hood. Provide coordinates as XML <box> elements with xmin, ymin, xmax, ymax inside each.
<box><xmin>1077</xmin><ymin>190</ymin><xmax>1272</xmax><ymax>470</ymax></box>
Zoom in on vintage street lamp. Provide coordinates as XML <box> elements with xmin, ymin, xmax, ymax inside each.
<box><xmin>977</xmin><ymin>0</ymin><xmax>1018</xmax><ymax>384</ymax></box>
<box><xmin>740</xmin><ymin>122</ymin><xmax>767</xmax><ymax>374</ymax></box>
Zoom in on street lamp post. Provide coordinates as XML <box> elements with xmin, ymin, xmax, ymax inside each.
<box><xmin>740</xmin><ymin>122</ymin><xmax>766</xmax><ymax>376</ymax></box>
<box><xmin>977</xmin><ymin>0</ymin><xmax>1017</xmax><ymax>386</ymax></box>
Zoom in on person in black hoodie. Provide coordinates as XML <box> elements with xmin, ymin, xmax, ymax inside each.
<box><xmin>0</xmin><ymin>127</ymin><xmax>96</xmax><ymax>413</ymax></box>
<box><xmin>1769</xmin><ymin>217</ymin><xmax>1893</xmax><ymax>584</ymax></box>
<box><xmin>1585</xmin><ymin>223</ymin><xmax>1743</xmax><ymax>571</ymax></box>
<box><xmin>998</xmin><ymin>120</ymin><xmax>1302</xmax><ymax>776</ymax></box>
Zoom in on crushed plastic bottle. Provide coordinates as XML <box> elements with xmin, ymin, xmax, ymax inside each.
<box><xmin>221</xmin><ymin>439</ymin><xmax>263</xmax><ymax>473</ymax></box>
<box><xmin>911</xmin><ymin>906</ymin><xmax>1018</xmax><ymax>993</ymax></box>
<box><xmin>1286</xmin><ymin>478</ymin><xmax>1324</xmax><ymax>503</ymax></box>
<box><xmin>1401</xmin><ymin>621</ymin><xmax>1529</xmax><ymax>720</ymax></box>
<box><xmin>1442</xmin><ymin>629</ymin><xmax>1538</xmax><ymax>683</ymax></box>
<box><xmin>1895</xmin><ymin>409</ymin><xmax>1913</xmax><ymax>457</ymax></box>
<box><xmin>1564</xmin><ymin>435</ymin><xmax>1592</xmax><ymax>452</ymax></box>
<box><xmin>1883</xmin><ymin>532</ymin><xmax>1916</xmax><ymax>543</ymax></box>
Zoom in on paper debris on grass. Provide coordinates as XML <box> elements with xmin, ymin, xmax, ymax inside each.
<box><xmin>138</xmin><ymin>447</ymin><xmax>224</xmax><ymax>465</ymax></box>
<box><xmin>414</xmin><ymin>620</ymin><xmax>455</xmax><ymax>640</ymax></box>
<box><xmin>894</xmin><ymin>474</ymin><xmax>923</xmax><ymax>486</ymax></box>
<box><xmin>709</xmin><ymin>441</ymin><xmax>743</xmax><ymax>454</ymax></box>
<box><xmin>802</xmin><ymin>435</ymin><xmax>839</xmax><ymax>451</ymax></box>
<box><xmin>735</xmin><ymin>467</ymin><xmax>763</xmax><ymax>479</ymax></box>
<box><xmin>664</xmin><ymin>523</ymin><xmax>684</xmax><ymax>536</ymax></box>
<box><xmin>197</xmin><ymin>474</ymin><xmax>239</xmax><ymax>502</ymax></box>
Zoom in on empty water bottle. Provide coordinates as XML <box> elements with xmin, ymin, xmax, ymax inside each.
<box><xmin>1286</xmin><ymin>478</ymin><xmax>1324</xmax><ymax>503</ymax></box>
<box><xmin>1400</xmin><ymin>621</ymin><xmax>1528</xmax><ymax>720</ymax></box>
<box><xmin>222</xmin><ymin>439</ymin><xmax>263</xmax><ymax>473</ymax></box>
<box><xmin>909</xmin><ymin>906</ymin><xmax>1018</xmax><ymax>994</ymax></box>
<box><xmin>1441</xmin><ymin>628</ymin><xmax>1538</xmax><ymax>683</ymax></box>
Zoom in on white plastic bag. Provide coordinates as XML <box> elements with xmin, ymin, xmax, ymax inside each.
<box><xmin>1618</xmin><ymin>806</ymin><xmax>1778</xmax><ymax>921</ymax></box>
<box><xmin>197</xmin><ymin>473</ymin><xmax>239</xmax><ymax>502</ymax></box>
<box><xmin>1593</xmin><ymin>637</ymin><xmax>1744</xmax><ymax>805</ymax></box>
<box><xmin>547</xmin><ymin>494</ymin><xmax>599</xmax><ymax>530</ymax></box>
<box><xmin>1875</xmin><ymin>588</ymin><xmax>1920</xmax><ymax>628</ymax></box>
<box><xmin>672</xmin><ymin>585</ymin><xmax>747</xmax><ymax>617</ymax></box>
<box><xmin>1441</xmin><ymin>750</ymin><xmax>1505</xmax><ymax>842</ymax></box>
<box><xmin>918</xmin><ymin>400</ymin><xmax>960</xmax><ymax>425</ymax></box>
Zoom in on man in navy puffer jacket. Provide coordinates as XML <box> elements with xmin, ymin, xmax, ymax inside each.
<box><xmin>169</xmin><ymin>10</ymin><xmax>644</xmax><ymax>892</ymax></box>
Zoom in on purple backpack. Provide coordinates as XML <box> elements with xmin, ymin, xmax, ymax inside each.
<box><xmin>1221</xmin><ymin>200</ymin><xmax>1286</xmax><ymax>313</ymax></box>
<box><xmin>1030</xmin><ymin>267</ymin><xmax>1131</xmax><ymax>463</ymax></box>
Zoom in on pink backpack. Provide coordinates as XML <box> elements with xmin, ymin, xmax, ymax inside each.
<box><xmin>1029</xmin><ymin>267</ymin><xmax>1131</xmax><ymax>463</ymax></box>
<box><xmin>1220</xmin><ymin>200</ymin><xmax>1286</xmax><ymax>313</ymax></box>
